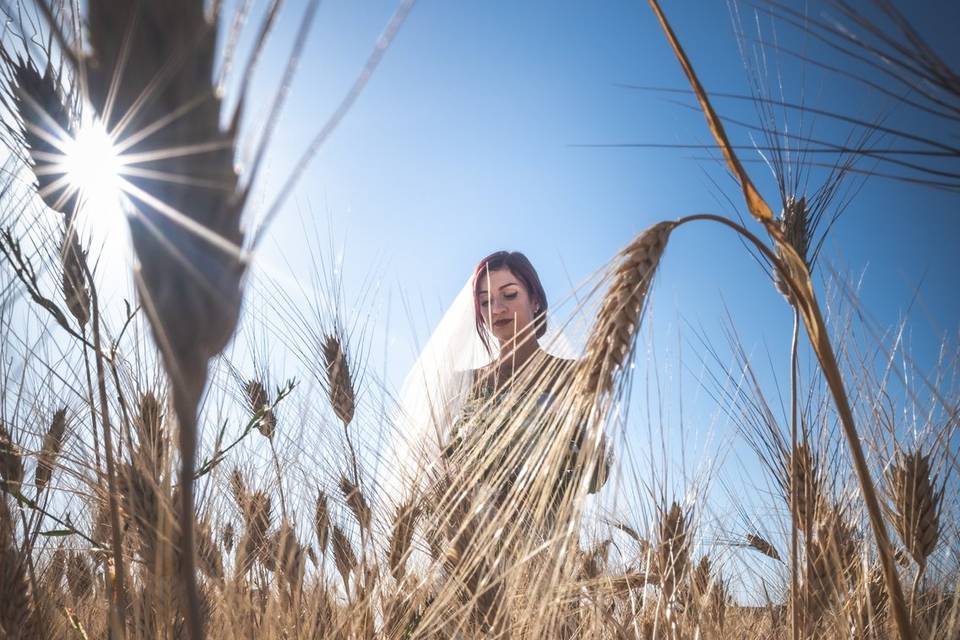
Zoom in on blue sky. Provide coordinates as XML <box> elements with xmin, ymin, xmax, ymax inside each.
<box><xmin>237</xmin><ymin>1</ymin><xmax>957</xmax><ymax>387</ymax></box>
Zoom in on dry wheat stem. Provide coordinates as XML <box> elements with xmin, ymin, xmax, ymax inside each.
<box><xmin>646</xmin><ymin>0</ymin><xmax>773</xmax><ymax>224</ymax></box>
<box><xmin>650</xmin><ymin>0</ymin><xmax>916</xmax><ymax>625</ymax></box>
<box><xmin>670</xmin><ymin>212</ymin><xmax>914</xmax><ymax>639</ymax></box>
<box><xmin>82</xmin><ymin>258</ymin><xmax>129</xmax><ymax>633</ymax></box>
<box><xmin>81</xmin><ymin>3</ymin><xmax>252</xmax><ymax>632</ymax></box>
<box><xmin>789</xmin><ymin>305</ymin><xmax>801</xmax><ymax>640</ymax></box>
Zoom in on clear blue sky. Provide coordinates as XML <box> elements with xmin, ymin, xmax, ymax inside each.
<box><xmin>237</xmin><ymin>0</ymin><xmax>957</xmax><ymax>390</ymax></box>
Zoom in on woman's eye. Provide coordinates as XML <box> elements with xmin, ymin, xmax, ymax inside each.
<box><xmin>480</xmin><ymin>300</ymin><xmax>489</xmax><ymax>307</ymax></box>
<box><xmin>503</xmin><ymin>292</ymin><xmax>517</xmax><ymax>300</ymax></box>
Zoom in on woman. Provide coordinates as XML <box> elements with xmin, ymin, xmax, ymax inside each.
<box><xmin>388</xmin><ymin>250</ymin><xmax>608</xmax><ymax>514</ymax></box>
<box><xmin>443</xmin><ymin>250</ymin><xmax>609</xmax><ymax>513</ymax></box>
<box><xmin>387</xmin><ymin>251</ymin><xmax>608</xmax><ymax>631</ymax></box>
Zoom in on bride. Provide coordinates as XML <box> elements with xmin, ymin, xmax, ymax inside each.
<box><xmin>387</xmin><ymin>250</ymin><xmax>609</xmax><ymax>515</ymax></box>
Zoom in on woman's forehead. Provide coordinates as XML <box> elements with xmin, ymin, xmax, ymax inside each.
<box><xmin>477</xmin><ymin>268</ymin><xmax>521</xmax><ymax>293</ymax></box>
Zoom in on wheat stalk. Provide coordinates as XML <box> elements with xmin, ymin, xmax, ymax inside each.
<box><xmin>787</xmin><ymin>442</ymin><xmax>823</xmax><ymax>538</ymax></box>
<box><xmin>133</xmin><ymin>392</ymin><xmax>166</xmax><ymax>475</ymax></box>
<box><xmin>221</xmin><ymin>521</ymin><xmax>234</xmax><ymax>555</ymax></box>
<box><xmin>246</xmin><ymin>491</ymin><xmax>272</xmax><ymax>559</ymax></box>
<box><xmin>331</xmin><ymin>524</ymin><xmax>357</xmax><ymax>595</ymax></box>
<box><xmin>851</xmin><ymin>563</ymin><xmax>889</xmax><ymax>639</ymax></box>
<box><xmin>774</xmin><ymin>197</ymin><xmax>811</xmax><ymax>304</ymax></box>
<box><xmin>7</xmin><ymin>55</ymin><xmax>78</xmax><ymax>216</ymax></box>
<box><xmin>5</xmin><ymin>45</ymin><xmax>130</xmax><ymax>624</ymax></box>
<box><xmin>886</xmin><ymin>448</ymin><xmax>943</xmax><ymax>575</ymax></box>
<box><xmin>805</xmin><ymin>503</ymin><xmax>860</xmax><ymax>631</ymax></box>
<box><xmin>0</xmin><ymin>420</ymin><xmax>24</xmax><ymax>492</ymax></box>
<box><xmin>244</xmin><ymin>380</ymin><xmax>276</xmax><ymax>439</ymax></box>
<box><xmin>83</xmin><ymin>5</ymin><xmax>250</xmax><ymax>633</ymax></box>
<box><xmin>323</xmin><ymin>334</ymin><xmax>362</xmax><ymax>490</ymax></box>
<box><xmin>65</xmin><ymin>552</ymin><xmax>93</xmax><ymax>602</ymax></box>
<box><xmin>388</xmin><ymin>500</ymin><xmax>421</xmax><ymax>582</ymax></box>
<box><xmin>314</xmin><ymin>491</ymin><xmax>330</xmax><ymax>555</ymax></box>
<box><xmin>34</xmin><ymin>408</ymin><xmax>67</xmax><ymax>493</ymax></box>
<box><xmin>59</xmin><ymin>227</ymin><xmax>89</xmax><ymax>328</ymax></box>
<box><xmin>648</xmin><ymin>2</ymin><xmax>914</xmax><ymax>635</ymax></box>
<box><xmin>44</xmin><ymin>546</ymin><xmax>65</xmax><ymax>592</ymax></box>
<box><xmin>655</xmin><ymin>501</ymin><xmax>691</xmax><ymax>604</ymax></box>
<box><xmin>0</xmin><ymin>504</ymin><xmax>38</xmax><ymax>638</ymax></box>
<box><xmin>338</xmin><ymin>475</ymin><xmax>371</xmax><ymax>534</ymax></box>
<box><xmin>323</xmin><ymin>335</ymin><xmax>356</xmax><ymax>426</ymax></box>
<box><xmin>746</xmin><ymin>533</ymin><xmax>782</xmax><ymax>562</ymax></box>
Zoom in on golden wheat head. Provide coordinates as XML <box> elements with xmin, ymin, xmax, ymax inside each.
<box><xmin>578</xmin><ymin>221</ymin><xmax>674</xmax><ymax>398</ymax></box>
<box><xmin>886</xmin><ymin>448</ymin><xmax>943</xmax><ymax>571</ymax></box>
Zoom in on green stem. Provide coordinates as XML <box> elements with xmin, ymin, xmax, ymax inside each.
<box><xmin>9</xmin><ymin>489</ymin><xmax>102</xmax><ymax>548</ymax></box>
<box><xmin>193</xmin><ymin>380</ymin><xmax>296</xmax><ymax>479</ymax></box>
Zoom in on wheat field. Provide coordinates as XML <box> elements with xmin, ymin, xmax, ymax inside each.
<box><xmin>0</xmin><ymin>1</ymin><xmax>956</xmax><ymax>639</ymax></box>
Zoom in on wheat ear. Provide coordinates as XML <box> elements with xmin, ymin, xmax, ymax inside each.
<box><xmin>244</xmin><ymin>379</ymin><xmax>276</xmax><ymax>439</ymax></box>
<box><xmin>314</xmin><ymin>491</ymin><xmax>330</xmax><ymax>555</ymax></box>
<box><xmin>787</xmin><ymin>442</ymin><xmax>823</xmax><ymax>538</ymax></box>
<box><xmin>331</xmin><ymin>524</ymin><xmax>357</xmax><ymax>596</ymax></box>
<box><xmin>388</xmin><ymin>501</ymin><xmax>421</xmax><ymax>582</ymax></box>
<box><xmin>746</xmin><ymin>533</ymin><xmax>782</xmax><ymax>562</ymax></box>
<box><xmin>0</xmin><ymin>420</ymin><xmax>24</xmax><ymax>492</ymax></box>
<box><xmin>577</xmin><ymin>221</ymin><xmax>674</xmax><ymax>399</ymax></box>
<box><xmin>7</xmin><ymin>55</ymin><xmax>78</xmax><ymax>216</ymax></box>
<box><xmin>59</xmin><ymin>227</ymin><xmax>90</xmax><ymax>328</ymax></box>
<box><xmin>886</xmin><ymin>448</ymin><xmax>943</xmax><ymax>577</ymax></box>
<box><xmin>34</xmin><ymin>408</ymin><xmax>67</xmax><ymax>493</ymax></box>
<box><xmin>655</xmin><ymin>501</ymin><xmax>691</xmax><ymax>605</ymax></box>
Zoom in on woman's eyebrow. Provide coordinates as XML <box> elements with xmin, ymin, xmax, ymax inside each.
<box><xmin>477</xmin><ymin>281</ymin><xmax>519</xmax><ymax>295</ymax></box>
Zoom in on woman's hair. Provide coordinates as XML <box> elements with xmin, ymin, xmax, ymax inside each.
<box><xmin>473</xmin><ymin>250</ymin><xmax>548</xmax><ymax>354</ymax></box>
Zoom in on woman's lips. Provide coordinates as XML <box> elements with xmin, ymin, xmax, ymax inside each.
<box><xmin>493</xmin><ymin>318</ymin><xmax>512</xmax><ymax>327</ymax></box>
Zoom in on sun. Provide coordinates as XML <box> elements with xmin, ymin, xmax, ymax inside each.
<box><xmin>63</xmin><ymin>119</ymin><xmax>124</xmax><ymax>214</ymax></box>
<box><xmin>60</xmin><ymin>118</ymin><xmax>134</xmax><ymax>267</ymax></box>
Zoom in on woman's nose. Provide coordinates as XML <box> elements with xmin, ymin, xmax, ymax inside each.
<box><xmin>492</xmin><ymin>297</ymin><xmax>508</xmax><ymax>314</ymax></box>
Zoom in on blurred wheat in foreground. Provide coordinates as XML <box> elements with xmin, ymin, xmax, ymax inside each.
<box><xmin>0</xmin><ymin>1</ymin><xmax>957</xmax><ymax>639</ymax></box>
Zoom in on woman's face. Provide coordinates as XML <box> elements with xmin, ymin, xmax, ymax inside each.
<box><xmin>477</xmin><ymin>267</ymin><xmax>539</xmax><ymax>344</ymax></box>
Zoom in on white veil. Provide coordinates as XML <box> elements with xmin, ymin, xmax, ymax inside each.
<box><xmin>383</xmin><ymin>276</ymin><xmax>577</xmax><ymax>510</ymax></box>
